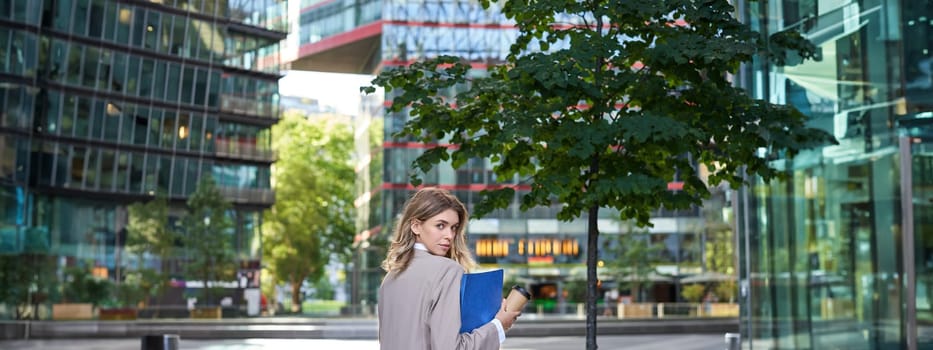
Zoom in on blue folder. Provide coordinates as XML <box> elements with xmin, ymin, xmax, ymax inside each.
<box><xmin>459</xmin><ymin>269</ymin><xmax>503</xmax><ymax>333</ymax></box>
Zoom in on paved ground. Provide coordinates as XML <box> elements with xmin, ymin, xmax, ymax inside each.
<box><xmin>0</xmin><ymin>334</ymin><xmax>727</xmax><ymax>350</ymax></box>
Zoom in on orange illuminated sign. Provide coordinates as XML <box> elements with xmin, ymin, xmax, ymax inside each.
<box><xmin>475</xmin><ymin>238</ymin><xmax>580</xmax><ymax>258</ymax></box>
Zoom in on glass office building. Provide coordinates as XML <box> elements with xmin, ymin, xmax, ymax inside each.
<box><xmin>293</xmin><ymin>0</ymin><xmax>727</xmax><ymax>312</ymax></box>
<box><xmin>736</xmin><ymin>0</ymin><xmax>933</xmax><ymax>348</ymax></box>
<box><xmin>0</xmin><ymin>0</ymin><xmax>285</xmax><ymax>316</ymax></box>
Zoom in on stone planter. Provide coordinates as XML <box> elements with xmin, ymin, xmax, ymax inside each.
<box><xmin>702</xmin><ymin>303</ymin><xmax>739</xmax><ymax>317</ymax></box>
<box><xmin>51</xmin><ymin>303</ymin><xmax>94</xmax><ymax>320</ymax></box>
<box><xmin>617</xmin><ymin>303</ymin><xmax>654</xmax><ymax>319</ymax></box>
<box><xmin>190</xmin><ymin>306</ymin><xmax>222</xmax><ymax>319</ymax></box>
<box><xmin>99</xmin><ymin>307</ymin><xmax>138</xmax><ymax>320</ymax></box>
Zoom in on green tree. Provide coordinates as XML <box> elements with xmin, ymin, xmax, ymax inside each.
<box><xmin>714</xmin><ymin>280</ymin><xmax>737</xmax><ymax>303</ymax></box>
<box><xmin>702</xmin><ymin>188</ymin><xmax>735</xmax><ymax>274</ymax></box>
<box><xmin>606</xmin><ymin>232</ymin><xmax>665</xmax><ymax>302</ymax></box>
<box><xmin>125</xmin><ymin>193</ymin><xmax>175</xmax><ymax>309</ymax></box>
<box><xmin>365</xmin><ymin>0</ymin><xmax>833</xmax><ymax>346</ymax></box>
<box><xmin>263</xmin><ymin>113</ymin><xmax>356</xmax><ymax>313</ymax></box>
<box><xmin>0</xmin><ymin>253</ymin><xmax>57</xmax><ymax>319</ymax></box>
<box><xmin>681</xmin><ymin>284</ymin><xmax>705</xmax><ymax>303</ymax></box>
<box><xmin>182</xmin><ymin>177</ymin><xmax>236</xmax><ymax>306</ymax></box>
<box><xmin>62</xmin><ymin>264</ymin><xmax>112</xmax><ymax>309</ymax></box>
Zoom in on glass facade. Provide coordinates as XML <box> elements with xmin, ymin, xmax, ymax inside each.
<box><xmin>737</xmin><ymin>0</ymin><xmax>933</xmax><ymax>348</ymax></box>
<box><xmin>296</xmin><ymin>0</ymin><xmax>731</xmax><ymax>314</ymax></box>
<box><xmin>0</xmin><ymin>0</ymin><xmax>284</xmax><ymax>318</ymax></box>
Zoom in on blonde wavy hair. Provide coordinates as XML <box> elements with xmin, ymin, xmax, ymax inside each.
<box><xmin>381</xmin><ymin>187</ymin><xmax>477</xmax><ymax>275</ymax></box>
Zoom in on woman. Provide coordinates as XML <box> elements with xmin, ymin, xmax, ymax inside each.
<box><xmin>378</xmin><ymin>187</ymin><xmax>521</xmax><ymax>350</ymax></box>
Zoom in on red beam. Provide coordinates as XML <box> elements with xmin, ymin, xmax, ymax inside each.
<box><xmin>298</xmin><ymin>21</ymin><xmax>384</xmax><ymax>58</ymax></box>
<box><xmin>382</xmin><ymin>183</ymin><xmax>533</xmax><ymax>192</ymax></box>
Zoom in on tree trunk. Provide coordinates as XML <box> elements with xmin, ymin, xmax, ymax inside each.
<box><xmin>291</xmin><ymin>281</ymin><xmax>303</xmax><ymax>313</ymax></box>
<box><xmin>586</xmin><ymin>155</ymin><xmax>601</xmax><ymax>349</ymax></box>
<box><xmin>586</xmin><ymin>203</ymin><xmax>600</xmax><ymax>349</ymax></box>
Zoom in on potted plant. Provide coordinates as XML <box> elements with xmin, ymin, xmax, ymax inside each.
<box><xmin>54</xmin><ymin>265</ymin><xmax>111</xmax><ymax>320</ymax></box>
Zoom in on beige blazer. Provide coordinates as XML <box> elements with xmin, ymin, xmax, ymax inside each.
<box><xmin>378</xmin><ymin>249</ymin><xmax>500</xmax><ymax>350</ymax></box>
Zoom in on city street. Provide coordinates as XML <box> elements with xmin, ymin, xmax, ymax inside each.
<box><xmin>1</xmin><ymin>334</ymin><xmax>726</xmax><ymax>350</ymax></box>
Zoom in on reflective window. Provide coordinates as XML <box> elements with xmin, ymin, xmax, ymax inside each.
<box><xmin>99</xmin><ymin>150</ymin><xmax>115</xmax><ymax>191</ymax></box>
<box><xmin>115</xmin><ymin>4</ymin><xmax>131</xmax><ymax>44</ymax></box>
<box><xmin>74</xmin><ymin>97</ymin><xmax>90</xmax><ymax>138</ymax></box>
<box><xmin>115</xmin><ymin>151</ymin><xmax>129</xmax><ymax>192</ymax></box>
<box><xmin>738</xmin><ymin>0</ymin><xmax>932</xmax><ymax>348</ymax></box>
<box><xmin>139</xmin><ymin>58</ymin><xmax>154</xmax><ymax>97</ymax></box>
<box><xmin>52</xmin><ymin>0</ymin><xmax>72</xmax><ymax>31</ymax></box>
<box><xmin>0</xmin><ymin>28</ymin><xmax>8</xmax><ymax>73</ymax></box>
<box><xmin>101</xmin><ymin>1</ymin><xmax>117</xmax><ymax>41</ymax></box>
<box><xmin>171</xmin><ymin>158</ymin><xmax>186</xmax><ymax>196</ymax></box>
<box><xmin>130</xmin><ymin>153</ymin><xmax>144</xmax><ymax>193</ymax></box>
<box><xmin>72</xmin><ymin>0</ymin><xmax>89</xmax><ymax>37</ymax></box>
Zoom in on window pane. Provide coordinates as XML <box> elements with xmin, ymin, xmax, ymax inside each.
<box><xmin>189</xmin><ymin>114</ymin><xmax>203</xmax><ymax>152</ymax></box>
<box><xmin>144</xmin><ymin>11</ymin><xmax>159</xmax><ymax>50</ymax></box>
<box><xmin>125</xmin><ymin>56</ymin><xmax>139</xmax><ymax>95</ymax></box>
<box><xmin>144</xmin><ymin>154</ymin><xmax>158</xmax><ymax>194</ymax></box>
<box><xmin>89</xmin><ymin>99</ymin><xmax>105</xmax><ymax>140</ymax></box>
<box><xmin>49</xmin><ymin>39</ymin><xmax>66</xmax><ymax>82</ymax></box>
<box><xmin>119</xmin><ymin>104</ymin><xmax>133</xmax><ymax>144</ymax></box>
<box><xmin>171</xmin><ymin>158</ymin><xmax>185</xmax><ymax>196</ymax></box>
<box><xmin>181</xmin><ymin>66</ymin><xmax>194</xmax><ymax>104</ymax></box>
<box><xmin>66</xmin><ymin>43</ymin><xmax>81</xmax><ymax>85</ymax></box>
<box><xmin>115</xmin><ymin>5</ymin><xmax>131</xmax><ymax>44</ymax></box>
<box><xmin>52</xmin><ymin>143</ymin><xmax>68</xmax><ymax>186</ymax></box>
<box><xmin>152</xmin><ymin>61</ymin><xmax>166</xmax><ymax>99</ymax></box>
<box><xmin>165</xmin><ymin>63</ymin><xmax>180</xmax><ymax>102</ymax></box>
<box><xmin>70</xmin><ymin>147</ymin><xmax>86</xmax><ymax>186</ymax></box>
<box><xmin>81</xmin><ymin>46</ymin><xmax>98</xmax><ymax>88</ymax></box>
<box><xmin>159</xmin><ymin>14</ymin><xmax>171</xmax><ymax>53</ymax></box>
<box><xmin>176</xmin><ymin>113</ymin><xmax>190</xmax><ymax>151</ymax></box>
<box><xmin>132</xmin><ymin>106</ymin><xmax>147</xmax><ymax>146</ymax></box>
<box><xmin>102</xmin><ymin>1</ymin><xmax>116</xmax><ymax>41</ymax></box>
<box><xmin>43</xmin><ymin>91</ymin><xmax>61</xmax><ymax>134</ymax></box>
<box><xmin>147</xmin><ymin>109</ymin><xmax>161</xmax><ymax>148</ymax></box>
<box><xmin>110</xmin><ymin>53</ymin><xmax>126</xmax><ymax>93</ymax></box>
<box><xmin>61</xmin><ymin>96</ymin><xmax>75</xmax><ymax>136</ymax></box>
<box><xmin>207</xmin><ymin>70</ymin><xmax>220</xmax><ymax>107</ymax></box>
<box><xmin>84</xmin><ymin>148</ymin><xmax>99</xmax><ymax>189</ymax></box>
<box><xmin>131</xmin><ymin>9</ymin><xmax>145</xmax><ymax>47</ymax></box>
<box><xmin>139</xmin><ymin>58</ymin><xmax>153</xmax><ymax>97</ymax></box>
<box><xmin>129</xmin><ymin>152</ymin><xmax>143</xmax><ymax>193</ymax></box>
<box><xmin>88</xmin><ymin>0</ymin><xmax>104</xmax><ymax>38</ymax></box>
<box><xmin>102</xmin><ymin>103</ymin><xmax>119</xmax><ymax>142</ymax></box>
<box><xmin>194</xmin><ymin>69</ymin><xmax>208</xmax><ymax>105</ymax></box>
<box><xmin>99</xmin><ymin>150</ymin><xmax>114</xmax><ymax>191</ymax></box>
<box><xmin>171</xmin><ymin>15</ymin><xmax>187</xmax><ymax>57</ymax></box>
<box><xmin>185</xmin><ymin>158</ymin><xmax>199</xmax><ymax>194</ymax></box>
<box><xmin>75</xmin><ymin>97</ymin><xmax>90</xmax><ymax>138</ymax></box>
<box><xmin>0</xmin><ymin>29</ymin><xmax>8</xmax><ymax>73</ymax></box>
<box><xmin>72</xmin><ymin>0</ymin><xmax>89</xmax><ymax>36</ymax></box>
<box><xmin>157</xmin><ymin>157</ymin><xmax>170</xmax><ymax>193</ymax></box>
<box><xmin>115</xmin><ymin>151</ymin><xmax>128</xmax><ymax>192</ymax></box>
<box><xmin>53</xmin><ymin>0</ymin><xmax>73</xmax><ymax>31</ymax></box>
<box><xmin>96</xmin><ymin>50</ymin><xmax>111</xmax><ymax>91</ymax></box>
<box><xmin>161</xmin><ymin>111</ymin><xmax>175</xmax><ymax>148</ymax></box>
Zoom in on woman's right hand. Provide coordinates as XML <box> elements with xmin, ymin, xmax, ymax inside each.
<box><xmin>494</xmin><ymin>299</ymin><xmax>522</xmax><ymax>331</ymax></box>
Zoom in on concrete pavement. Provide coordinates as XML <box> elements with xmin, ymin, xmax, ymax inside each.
<box><xmin>0</xmin><ymin>334</ymin><xmax>728</xmax><ymax>350</ymax></box>
<box><xmin>0</xmin><ymin>316</ymin><xmax>738</xmax><ymax>340</ymax></box>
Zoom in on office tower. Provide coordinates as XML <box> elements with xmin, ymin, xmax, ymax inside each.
<box><xmin>0</xmin><ymin>0</ymin><xmax>285</xmax><ymax>313</ymax></box>
<box><xmin>735</xmin><ymin>0</ymin><xmax>933</xmax><ymax>348</ymax></box>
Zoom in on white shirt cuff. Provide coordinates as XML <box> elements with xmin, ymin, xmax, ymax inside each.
<box><xmin>490</xmin><ymin>318</ymin><xmax>506</xmax><ymax>344</ymax></box>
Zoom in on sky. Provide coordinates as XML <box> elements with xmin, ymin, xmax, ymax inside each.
<box><xmin>278</xmin><ymin>70</ymin><xmax>376</xmax><ymax>115</ymax></box>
